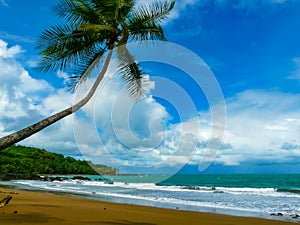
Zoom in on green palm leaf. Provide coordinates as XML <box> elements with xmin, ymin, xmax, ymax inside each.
<box><xmin>131</xmin><ymin>0</ymin><xmax>175</xmax><ymax>23</ymax></box>
<box><xmin>129</xmin><ymin>22</ymin><xmax>166</xmax><ymax>41</ymax></box>
<box><xmin>70</xmin><ymin>48</ymin><xmax>106</xmax><ymax>89</ymax></box>
<box><xmin>117</xmin><ymin>45</ymin><xmax>146</xmax><ymax>99</ymax></box>
<box><xmin>54</xmin><ymin>0</ymin><xmax>100</xmax><ymax>24</ymax></box>
<box><xmin>79</xmin><ymin>24</ymin><xmax>117</xmax><ymax>32</ymax></box>
<box><xmin>127</xmin><ymin>0</ymin><xmax>175</xmax><ymax>41</ymax></box>
<box><xmin>0</xmin><ymin>0</ymin><xmax>175</xmax><ymax>150</ymax></box>
<box><xmin>37</xmin><ymin>23</ymin><xmax>106</xmax><ymax>73</ymax></box>
<box><xmin>37</xmin><ymin>0</ymin><xmax>174</xmax><ymax>94</ymax></box>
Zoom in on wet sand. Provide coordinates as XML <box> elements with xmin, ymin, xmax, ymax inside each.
<box><xmin>0</xmin><ymin>187</ymin><xmax>297</xmax><ymax>225</ymax></box>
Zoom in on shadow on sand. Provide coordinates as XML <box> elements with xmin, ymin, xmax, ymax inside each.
<box><xmin>83</xmin><ymin>220</ymin><xmax>157</xmax><ymax>225</ymax></box>
<box><xmin>0</xmin><ymin>212</ymin><xmax>64</xmax><ymax>224</ymax></box>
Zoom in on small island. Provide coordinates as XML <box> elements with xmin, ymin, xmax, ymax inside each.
<box><xmin>0</xmin><ymin>145</ymin><xmax>117</xmax><ymax>181</ymax></box>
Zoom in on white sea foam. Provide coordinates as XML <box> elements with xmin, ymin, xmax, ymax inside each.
<box><xmin>6</xmin><ymin>179</ymin><xmax>300</xmax><ymax>221</ymax></box>
<box><xmin>17</xmin><ymin>179</ymin><xmax>300</xmax><ymax>199</ymax></box>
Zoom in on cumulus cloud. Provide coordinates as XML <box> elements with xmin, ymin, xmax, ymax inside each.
<box><xmin>125</xmin><ymin>89</ymin><xmax>300</xmax><ymax>170</ymax></box>
<box><xmin>76</xmin><ymin>88</ymin><xmax>300</xmax><ymax>172</ymax></box>
<box><xmin>0</xmin><ymin>40</ymin><xmax>51</xmax><ymax>128</ymax></box>
<box><xmin>65</xmin><ymin>61</ymin><xmax>300</xmax><ymax>173</ymax></box>
<box><xmin>0</xmin><ymin>39</ymin><xmax>23</xmax><ymax>58</ymax></box>
<box><xmin>1</xmin><ymin>37</ymin><xmax>300</xmax><ymax>173</ymax></box>
<box><xmin>209</xmin><ymin>90</ymin><xmax>300</xmax><ymax>165</ymax></box>
<box><xmin>131</xmin><ymin>89</ymin><xmax>299</xmax><ymax>170</ymax></box>
<box><xmin>73</xmin><ymin>71</ymin><xmax>174</xmax><ymax>168</ymax></box>
<box><xmin>57</xmin><ymin>70</ymin><xmax>70</xmax><ymax>86</ymax></box>
<box><xmin>0</xmin><ymin>39</ymin><xmax>76</xmax><ymax>153</ymax></box>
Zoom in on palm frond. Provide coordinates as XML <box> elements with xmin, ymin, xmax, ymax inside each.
<box><xmin>126</xmin><ymin>0</ymin><xmax>174</xmax><ymax>41</ymax></box>
<box><xmin>37</xmin><ymin>0</ymin><xmax>173</xmax><ymax>98</ymax></box>
<box><xmin>37</xmin><ymin>23</ymin><xmax>107</xmax><ymax>74</ymax></box>
<box><xmin>117</xmin><ymin>0</ymin><xmax>135</xmax><ymax>22</ymax></box>
<box><xmin>128</xmin><ymin>22</ymin><xmax>166</xmax><ymax>41</ymax></box>
<box><xmin>54</xmin><ymin>0</ymin><xmax>100</xmax><ymax>24</ymax></box>
<box><xmin>70</xmin><ymin>48</ymin><xmax>106</xmax><ymax>89</ymax></box>
<box><xmin>92</xmin><ymin>0</ymin><xmax>119</xmax><ymax>22</ymax></box>
<box><xmin>79</xmin><ymin>24</ymin><xmax>117</xmax><ymax>32</ymax></box>
<box><xmin>117</xmin><ymin>23</ymin><xmax>129</xmax><ymax>46</ymax></box>
<box><xmin>117</xmin><ymin>45</ymin><xmax>146</xmax><ymax>99</ymax></box>
<box><xmin>92</xmin><ymin>0</ymin><xmax>135</xmax><ymax>23</ymax></box>
<box><xmin>128</xmin><ymin>0</ymin><xmax>175</xmax><ymax>25</ymax></box>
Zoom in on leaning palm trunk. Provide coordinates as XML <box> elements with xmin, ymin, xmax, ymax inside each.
<box><xmin>0</xmin><ymin>0</ymin><xmax>175</xmax><ymax>150</ymax></box>
<box><xmin>0</xmin><ymin>50</ymin><xmax>113</xmax><ymax>150</ymax></box>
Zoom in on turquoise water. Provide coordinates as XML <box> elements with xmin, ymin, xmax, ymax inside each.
<box><xmin>94</xmin><ymin>174</ymin><xmax>300</xmax><ymax>192</ymax></box>
<box><xmin>47</xmin><ymin>174</ymin><xmax>300</xmax><ymax>190</ymax></box>
<box><xmin>2</xmin><ymin>174</ymin><xmax>300</xmax><ymax>222</ymax></box>
<box><xmin>156</xmin><ymin>174</ymin><xmax>300</xmax><ymax>190</ymax></box>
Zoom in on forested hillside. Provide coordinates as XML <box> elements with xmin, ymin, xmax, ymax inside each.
<box><xmin>0</xmin><ymin>145</ymin><xmax>116</xmax><ymax>175</ymax></box>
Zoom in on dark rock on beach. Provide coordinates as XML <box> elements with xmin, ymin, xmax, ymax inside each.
<box><xmin>270</xmin><ymin>213</ymin><xmax>283</xmax><ymax>216</ymax></box>
<box><xmin>290</xmin><ymin>214</ymin><xmax>300</xmax><ymax>219</ymax></box>
<box><xmin>39</xmin><ymin>176</ymin><xmax>68</xmax><ymax>182</ymax></box>
<box><xmin>182</xmin><ymin>186</ymin><xmax>216</xmax><ymax>191</ymax></box>
<box><xmin>39</xmin><ymin>175</ymin><xmax>92</xmax><ymax>182</ymax></box>
<box><xmin>71</xmin><ymin>176</ymin><xmax>91</xmax><ymax>181</ymax></box>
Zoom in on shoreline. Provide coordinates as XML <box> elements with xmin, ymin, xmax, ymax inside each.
<box><xmin>0</xmin><ymin>187</ymin><xmax>298</xmax><ymax>225</ymax></box>
<box><xmin>3</xmin><ymin>178</ymin><xmax>300</xmax><ymax>223</ymax></box>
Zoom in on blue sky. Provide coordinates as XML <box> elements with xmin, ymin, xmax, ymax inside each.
<box><xmin>1</xmin><ymin>0</ymin><xmax>300</xmax><ymax>174</ymax></box>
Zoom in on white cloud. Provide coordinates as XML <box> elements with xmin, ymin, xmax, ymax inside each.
<box><xmin>72</xmin><ymin>66</ymin><xmax>221</xmax><ymax>172</ymax></box>
<box><xmin>73</xmin><ymin>72</ymin><xmax>174</xmax><ymax>168</ymax></box>
<box><xmin>19</xmin><ymin>70</ymin><xmax>52</xmax><ymax>93</ymax></box>
<box><xmin>0</xmin><ymin>39</ymin><xmax>76</xmax><ymax>153</ymax></box>
<box><xmin>1</xmin><ymin>37</ymin><xmax>300</xmax><ymax>173</ymax></box>
<box><xmin>0</xmin><ymin>88</ymin><xmax>28</xmax><ymax>119</ymax></box>
<box><xmin>25</xmin><ymin>58</ymin><xmax>39</xmax><ymax>68</ymax></box>
<box><xmin>0</xmin><ymin>39</ymin><xmax>23</xmax><ymax>58</ymax></box>
<box><xmin>57</xmin><ymin>70</ymin><xmax>69</xmax><ymax>85</ymax></box>
<box><xmin>62</xmin><ymin>68</ymin><xmax>300</xmax><ymax>172</ymax></box>
<box><xmin>210</xmin><ymin>90</ymin><xmax>300</xmax><ymax>165</ymax></box>
<box><xmin>139</xmin><ymin>89</ymin><xmax>300</xmax><ymax>169</ymax></box>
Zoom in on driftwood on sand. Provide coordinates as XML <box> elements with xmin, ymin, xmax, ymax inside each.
<box><xmin>0</xmin><ymin>195</ymin><xmax>12</xmax><ymax>208</ymax></box>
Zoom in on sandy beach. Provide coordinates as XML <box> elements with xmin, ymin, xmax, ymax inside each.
<box><xmin>0</xmin><ymin>187</ymin><xmax>298</xmax><ymax>225</ymax></box>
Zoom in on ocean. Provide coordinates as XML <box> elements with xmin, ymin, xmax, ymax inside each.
<box><xmin>1</xmin><ymin>174</ymin><xmax>300</xmax><ymax>222</ymax></box>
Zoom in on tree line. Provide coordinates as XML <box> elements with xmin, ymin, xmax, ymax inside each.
<box><xmin>0</xmin><ymin>145</ymin><xmax>117</xmax><ymax>175</ymax></box>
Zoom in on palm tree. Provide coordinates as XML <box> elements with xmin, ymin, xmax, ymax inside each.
<box><xmin>0</xmin><ymin>0</ymin><xmax>175</xmax><ymax>150</ymax></box>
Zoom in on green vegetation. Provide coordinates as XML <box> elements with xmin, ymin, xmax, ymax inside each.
<box><xmin>0</xmin><ymin>145</ymin><xmax>116</xmax><ymax>175</ymax></box>
<box><xmin>0</xmin><ymin>0</ymin><xmax>175</xmax><ymax>150</ymax></box>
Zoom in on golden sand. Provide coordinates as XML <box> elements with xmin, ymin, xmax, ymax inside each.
<box><xmin>0</xmin><ymin>187</ymin><xmax>297</xmax><ymax>225</ymax></box>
